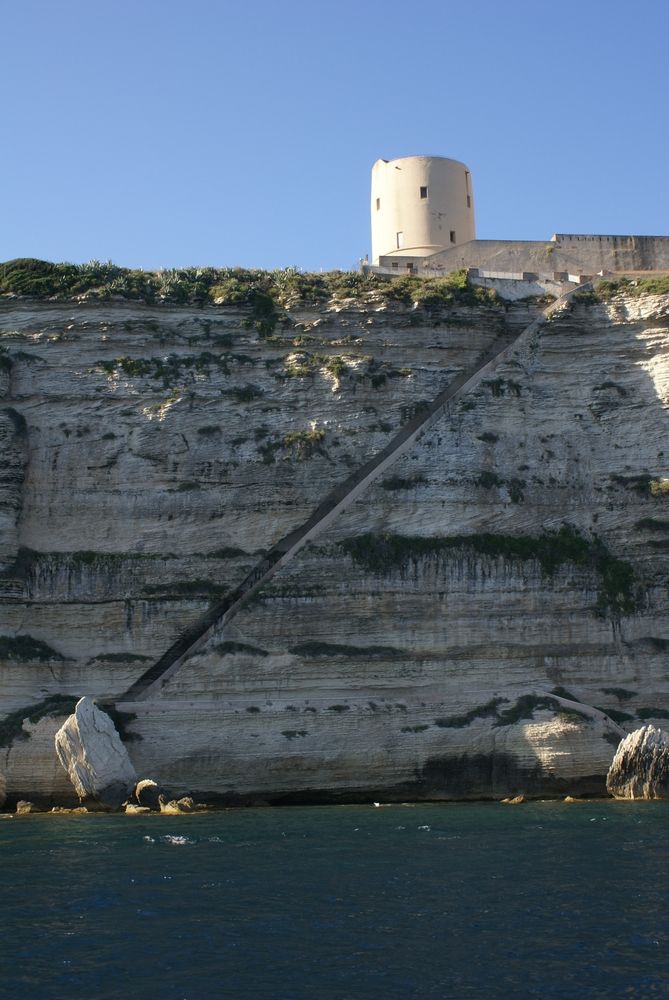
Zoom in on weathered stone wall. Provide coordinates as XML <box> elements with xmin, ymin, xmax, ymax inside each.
<box><xmin>377</xmin><ymin>234</ymin><xmax>669</xmax><ymax>278</ymax></box>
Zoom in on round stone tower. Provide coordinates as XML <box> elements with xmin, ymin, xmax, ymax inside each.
<box><xmin>370</xmin><ymin>155</ymin><xmax>475</xmax><ymax>265</ymax></box>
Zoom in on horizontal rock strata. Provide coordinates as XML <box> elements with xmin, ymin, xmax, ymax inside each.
<box><xmin>1</xmin><ymin>287</ymin><xmax>669</xmax><ymax>801</ymax></box>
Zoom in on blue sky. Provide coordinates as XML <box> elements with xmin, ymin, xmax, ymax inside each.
<box><xmin>2</xmin><ymin>0</ymin><xmax>668</xmax><ymax>271</ymax></box>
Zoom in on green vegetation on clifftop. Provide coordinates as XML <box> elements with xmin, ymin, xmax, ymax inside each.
<box><xmin>574</xmin><ymin>275</ymin><xmax>669</xmax><ymax>303</ymax></box>
<box><xmin>0</xmin><ymin>259</ymin><xmax>498</xmax><ymax>312</ymax></box>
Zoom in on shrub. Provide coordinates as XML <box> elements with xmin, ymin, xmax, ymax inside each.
<box><xmin>381</xmin><ymin>269</ymin><xmax>498</xmax><ymax>308</ymax></box>
<box><xmin>281</xmin><ymin>428</ymin><xmax>326</xmax><ymax>460</ymax></box>
<box><xmin>592</xmin><ymin>276</ymin><xmax>669</xmax><ymax>301</ymax></box>
<box><xmin>0</xmin><ymin>258</ymin><xmax>78</xmax><ymax>296</ymax></box>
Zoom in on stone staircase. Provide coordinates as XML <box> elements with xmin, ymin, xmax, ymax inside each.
<box><xmin>119</xmin><ymin>282</ymin><xmax>588</xmax><ymax>703</ymax></box>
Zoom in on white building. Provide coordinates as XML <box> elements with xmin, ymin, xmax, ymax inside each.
<box><xmin>370</xmin><ymin>155</ymin><xmax>475</xmax><ymax>266</ymax></box>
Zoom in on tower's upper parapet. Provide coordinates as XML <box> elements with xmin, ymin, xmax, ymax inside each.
<box><xmin>371</xmin><ymin>155</ymin><xmax>476</xmax><ymax>265</ymax></box>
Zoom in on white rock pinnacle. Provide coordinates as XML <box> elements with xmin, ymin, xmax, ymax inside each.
<box><xmin>606</xmin><ymin>725</ymin><xmax>669</xmax><ymax>800</ymax></box>
<box><xmin>54</xmin><ymin>697</ymin><xmax>137</xmax><ymax>808</ymax></box>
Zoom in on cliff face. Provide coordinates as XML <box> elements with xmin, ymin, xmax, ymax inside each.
<box><xmin>1</xmin><ymin>286</ymin><xmax>668</xmax><ymax>803</ymax></box>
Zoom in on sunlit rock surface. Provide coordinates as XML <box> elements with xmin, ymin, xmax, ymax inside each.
<box><xmin>606</xmin><ymin>725</ymin><xmax>669</xmax><ymax>799</ymax></box>
<box><xmin>54</xmin><ymin>697</ymin><xmax>137</xmax><ymax>808</ymax></box>
<box><xmin>1</xmin><ymin>287</ymin><xmax>668</xmax><ymax>801</ymax></box>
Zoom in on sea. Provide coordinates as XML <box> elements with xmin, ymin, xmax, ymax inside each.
<box><xmin>2</xmin><ymin>801</ymin><xmax>668</xmax><ymax>999</ymax></box>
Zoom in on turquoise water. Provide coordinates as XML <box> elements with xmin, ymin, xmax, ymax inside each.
<box><xmin>2</xmin><ymin>802</ymin><xmax>668</xmax><ymax>999</ymax></box>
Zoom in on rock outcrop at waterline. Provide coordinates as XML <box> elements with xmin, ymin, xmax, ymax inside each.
<box><xmin>1</xmin><ymin>280</ymin><xmax>669</xmax><ymax>803</ymax></box>
<box><xmin>606</xmin><ymin>725</ymin><xmax>669</xmax><ymax>799</ymax></box>
<box><xmin>134</xmin><ymin>777</ymin><xmax>165</xmax><ymax>810</ymax></box>
<box><xmin>54</xmin><ymin>697</ymin><xmax>137</xmax><ymax>808</ymax></box>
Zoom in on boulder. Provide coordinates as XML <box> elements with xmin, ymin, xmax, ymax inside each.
<box><xmin>15</xmin><ymin>800</ymin><xmax>39</xmax><ymax>814</ymax></box>
<box><xmin>125</xmin><ymin>803</ymin><xmax>151</xmax><ymax>815</ymax></box>
<box><xmin>607</xmin><ymin>725</ymin><xmax>669</xmax><ymax>800</ymax></box>
<box><xmin>134</xmin><ymin>778</ymin><xmax>165</xmax><ymax>810</ymax></box>
<box><xmin>158</xmin><ymin>794</ymin><xmax>196</xmax><ymax>815</ymax></box>
<box><xmin>54</xmin><ymin>697</ymin><xmax>137</xmax><ymax>809</ymax></box>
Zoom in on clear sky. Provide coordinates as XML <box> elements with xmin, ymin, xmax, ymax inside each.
<box><xmin>2</xmin><ymin>0</ymin><xmax>668</xmax><ymax>271</ymax></box>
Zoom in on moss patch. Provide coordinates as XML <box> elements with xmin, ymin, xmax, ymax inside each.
<box><xmin>636</xmin><ymin>518</ymin><xmax>669</xmax><ymax>531</ymax></box>
<box><xmin>0</xmin><ymin>695</ymin><xmax>78</xmax><ymax>747</ymax></box>
<box><xmin>93</xmin><ymin>652</ymin><xmax>152</xmax><ymax>663</ymax></box>
<box><xmin>97</xmin><ymin>352</ymin><xmax>231</xmax><ymax>388</ymax></box>
<box><xmin>494</xmin><ymin>695</ymin><xmax>561</xmax><ymax>727</ymax></box>
<box><xmin>0</xmin><ymin>634</ymin><xmax>64</xmax><ymax>662</ymax></box>
<box><xmin>636</xmin><ymin>707</ymin><xmax>669</xmax><ymax>720</ymax></box>
<box><xmin>340</xmin><ymin>526</ymin><xmax>642</xmax><ymax>618</ymax></box>
<box><xmin>434</xmin><ymin>698</ymin><xmax>508</xmax><ymax>729</ymax></box>
<box><xmin>379</xmin><ymin>474</ymin><xmax>427</xmax><ymax>491</ymax></box>
<box><xmin>433</xmin><ymin>694</ymin><xmax>591</xmax><ymax>731</ymax></box>
<box><xmin>97</xmin><ymin>705</ymin><xmax>141</xmax><ymax>743</ymax></box>
<box><xmin>143</xmin><ymin>580</ymin><xmax>226</xmax><ymax>599</ymax></box>
<box><xmin>550</xmin><ymin>686</ymin><xmax>578</xmax><ymax>701</ymax></box>
<box><xmin>600</xmin><ymin>687</ymin><xmax>636</xmax><ymax>702</ymax></box>
<box><xmin>214</xmin><ymin>641</ymin><xmax>268</xmax><ymax>657</ymax></box>
<box><xmin>289</xmin><ymin>641</ymin><xmax>400</xmax><ymax>658</ymax></box>
<box><xmin>594</xmin><ymin>706</ymin><xmax>635</xmax><ymax>724</ymax></box>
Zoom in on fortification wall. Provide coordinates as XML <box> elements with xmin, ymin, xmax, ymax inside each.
<box><xmin>375</xmin><ymin>235</ymin><xmax>669</xmax><ymax>278</ymax></box>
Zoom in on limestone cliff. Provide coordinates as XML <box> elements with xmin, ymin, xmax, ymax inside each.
<box><xmin>1</xmin><ymin>278</ymin><xmax>668</xmax><ymax>803</ymax></box>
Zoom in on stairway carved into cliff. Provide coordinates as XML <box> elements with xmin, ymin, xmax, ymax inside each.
<box><xmin>119</xmin><ymin>283</ymin><xmax>589</xmax><ymax>704</ymax></box>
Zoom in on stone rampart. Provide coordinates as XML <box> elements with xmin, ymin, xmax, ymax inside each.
<box><xmin>372</xmin><ymin>234</ymin><xmax>669</xmax><ymax>278</ymax></box>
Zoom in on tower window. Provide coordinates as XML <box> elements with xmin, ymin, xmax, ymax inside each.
<box><xmin>450</xmin><ymin>231</ymin><xmax>456</xmax><ymax>243</ymax></box>
<box><xmin>396</xmin><ymin>231</ymin><xmax>404</xmax><ymax>249</ymax></box>
<box><xmin>376</xmin><ymin>198</ymin><xmax>380</xmax><ymax>210</ymax></box>
<box><xmin>420</xmin><ymin>186</ymin><xmax>428</xmax><ymax>199</ymax></box>
<box><xmin>467</xmin><ymin>195</ymin><xmax>471</xmax><ymax>208</ymax></box>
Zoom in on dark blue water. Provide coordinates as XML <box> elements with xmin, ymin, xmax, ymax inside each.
<box><xmin>2</xmin><ymin>802</ymin><xmax>668</xmax><ymax>999</ymax></box>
